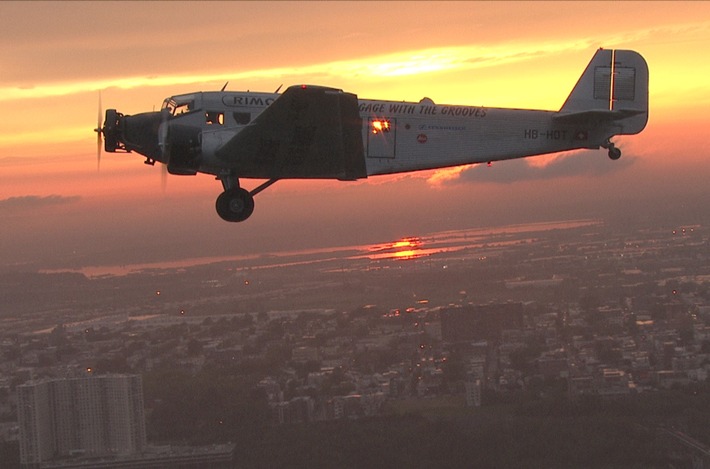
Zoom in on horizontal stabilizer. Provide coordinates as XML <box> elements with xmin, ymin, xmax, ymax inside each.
<box><xmin>553</xmin><ymin>108</ymin><xmax>645</xmax><ymax>124</ymax></box>
<box><xmin>215</xmin><ymin>85</ymin><xmax>366</xmax><ymax>179</ymax></box>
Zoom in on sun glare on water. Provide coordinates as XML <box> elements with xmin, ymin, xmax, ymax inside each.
<box><xmin>364</xmin><ymin>237</ymin><xmax>430</xmax><ymax>261</ymax></box>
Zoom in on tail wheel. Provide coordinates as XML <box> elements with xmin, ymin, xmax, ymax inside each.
<box><xmin>602</xmin><ymin>140</ymin><xmax>622</xmax><ymax>160</ymax></box>
<box><xmin>216</xmin><ymin>188</ymin><xmax>255</xmax><ymax>222</ymax></box>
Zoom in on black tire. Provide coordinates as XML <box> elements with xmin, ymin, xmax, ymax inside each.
<box><xmin>215</xmin><ymin>188</ymin><xmax>255</xmax><ymax>222</ymax></box>
<box><xmin>608</xmin><ymin>147</ymin><xmax>621</xmax><ymax>160</ymax></box>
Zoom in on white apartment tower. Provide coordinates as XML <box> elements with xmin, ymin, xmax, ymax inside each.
<box><xmin>17</xmin><ymin>374</ymin><xmax>146</xmax><ymax>465</ymax></box>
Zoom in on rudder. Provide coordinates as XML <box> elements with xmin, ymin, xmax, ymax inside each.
<box><xmin>559</xmin><ymin>49</ymin><xmax>648</xmax><ymax>135</ymax></box>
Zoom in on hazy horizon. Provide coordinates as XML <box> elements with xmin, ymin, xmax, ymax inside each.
<box><xmin>2</xmin><ymin>1</ymin><xmax>709</xmax><ymax>272</ymax></box>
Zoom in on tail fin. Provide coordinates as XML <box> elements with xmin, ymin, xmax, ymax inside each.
<box><xmin>558</xmin><ymin>49</ymin><xmax>648</xmax><ymax>135</ymax></box>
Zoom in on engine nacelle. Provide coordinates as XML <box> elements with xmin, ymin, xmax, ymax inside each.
<box><xmin>101</xmin><ymin>109</ymin><xmax>162</xmax><ymax>161</ymax></box>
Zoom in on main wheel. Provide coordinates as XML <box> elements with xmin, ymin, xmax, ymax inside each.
<box><xmin>216</xmin><ymin>188</ymin><xmax>255</xmax><ymax>222</ymax></box>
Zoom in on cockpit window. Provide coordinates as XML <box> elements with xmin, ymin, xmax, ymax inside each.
<box><xmin>162</xmin><ymin>96</ymin><xmax>196</xmax><ymax>116</ymax></box>
<box><xmin>173</xmin><ymin>101</ymin><xmax>195</xmax><ymax>116</ymax></box>
<box><xmin>161</xmin><ymin>99</ymin><xmax>175</xmax><ymax>114</ymax></box>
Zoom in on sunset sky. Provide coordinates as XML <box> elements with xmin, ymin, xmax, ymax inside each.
<box><xmin>1</xmin><ymin>1</ymin><xmax>709</xmax><ymax>271</ymax></box>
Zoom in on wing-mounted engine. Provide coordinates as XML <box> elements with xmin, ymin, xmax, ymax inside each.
<box><xmin>215</xmin><ymin>85</ymin><xmax>366</xmax><ymax>180</ymax></box>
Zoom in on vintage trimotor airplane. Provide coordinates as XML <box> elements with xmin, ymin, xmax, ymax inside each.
<box><xmin>95</xmin><ymin>48</ymin><xmax>648</xmax><ymax>222</ymax></box>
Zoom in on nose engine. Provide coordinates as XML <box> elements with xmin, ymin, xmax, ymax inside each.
<box><xmin>94</xmin><ymin>99</ymin><xmax>254</xmax><ymax>223</ymax></box>
<box><xmin>99</xmin><ymin>110</ymin><xmax>202</xmax><ymax>174</ymax></box>
<box><xmin>100</xmin><ymin>109</ymin><xmax>163</xmax><ymax>161</ymax></box>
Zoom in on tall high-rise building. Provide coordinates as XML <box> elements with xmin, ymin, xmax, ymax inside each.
<box><xmin>17</xmin><ymin>374</ymin><xmax>146</xmax><ymax>465</ymax></box>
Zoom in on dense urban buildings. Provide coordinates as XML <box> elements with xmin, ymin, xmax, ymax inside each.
<box><xmin>1</xmin><ymin>217</ymin><xmax>709</xmax><ymax>467</ymax></box>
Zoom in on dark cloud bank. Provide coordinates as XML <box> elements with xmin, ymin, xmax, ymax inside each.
<box><xmin>0</xmin><ymin>195</ymin><xmax>81</xmax><ymax>210</ymax></box>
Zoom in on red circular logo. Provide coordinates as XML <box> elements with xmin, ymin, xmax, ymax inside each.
<box><xmin>417</xmin><ymin>134</ymin><xmax>428</xmax><ymax>144</ymax></box>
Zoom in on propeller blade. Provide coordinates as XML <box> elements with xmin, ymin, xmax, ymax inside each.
<box><xmin>94</xmin><ymin>91</ymin><xmax>103</xmax><ymax>172</ymax></box>
<box><xmin>161</xmin><ymin>163</ymin><xmax>168</xmax><ymax>194</ymax></box>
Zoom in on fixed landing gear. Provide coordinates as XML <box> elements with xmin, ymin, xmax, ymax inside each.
<box><xmin>602</xmin><ymin>140</ymin><xmax>622</xmax><ymax>160</ymax></box>
<box><xmin>216</xmin><ymin>187</ymin><xmax>254</xmax><ymax>222</ymax></box>
<box><xmin>214</xmin><ymin>176</ymin><xmax>278</xmax><ymax>222</ymax></box>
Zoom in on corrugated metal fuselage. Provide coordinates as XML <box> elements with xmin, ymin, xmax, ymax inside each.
<box><xmin>356</xmin><ymin>99</ymin><xmax>607</xmax><ymax>176</ymax></box>
<box><xmin>194</xmin><ymin>93</ymin><xmax>608</xmax><ymax>179</ymax></box>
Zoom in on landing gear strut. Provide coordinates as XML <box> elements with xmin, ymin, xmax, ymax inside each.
<box><xmin>602</xmin><ymin>140</ymin><xmax>621</xmax><ymax>160</ymax></box>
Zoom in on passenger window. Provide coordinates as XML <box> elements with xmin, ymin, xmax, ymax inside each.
<box><xmin>206</xmin><ymin>111</ymin><xmax>224</xmax><ymax>125</ymax></box>
<box><xmin>233</xmin><ymin>112</ymin><xmax>251</xmax><ymax>125</ymax></box>
<box><xmin>371</xmin><ymin>119</ymin><xmax>391</xmax><ymax>134</ymax></box>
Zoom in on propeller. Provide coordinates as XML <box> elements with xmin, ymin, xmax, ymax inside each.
<box><xmin>161</xmin><ymin>162</ymin><xmax>168</xmax><ymax>194</ymax></box>
<box><xmin>92</xmin><ymin>93</ymin><xmax>172</xmax><ymax>191</ymax></box>
<box><xmin>93</xmin><ymin>91</ymin><xmax>103</xmax><ymax>172</ymax></box>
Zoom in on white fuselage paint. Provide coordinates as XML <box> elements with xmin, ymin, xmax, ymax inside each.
<box><xmin>194</xmin><ymin>92</ymin><xmax>607</xmax><ymax>179</ymax></box>
<box><xmin>355</xmin><ymin>98</ymin><xmax>604</xmax><ymax>176</ymax></box>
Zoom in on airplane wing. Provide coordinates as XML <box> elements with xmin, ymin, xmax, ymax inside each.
<box><xmin>215</xmin><ymin>85</ymin><xmax>366</xmax><ymax>180</ymax></box>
